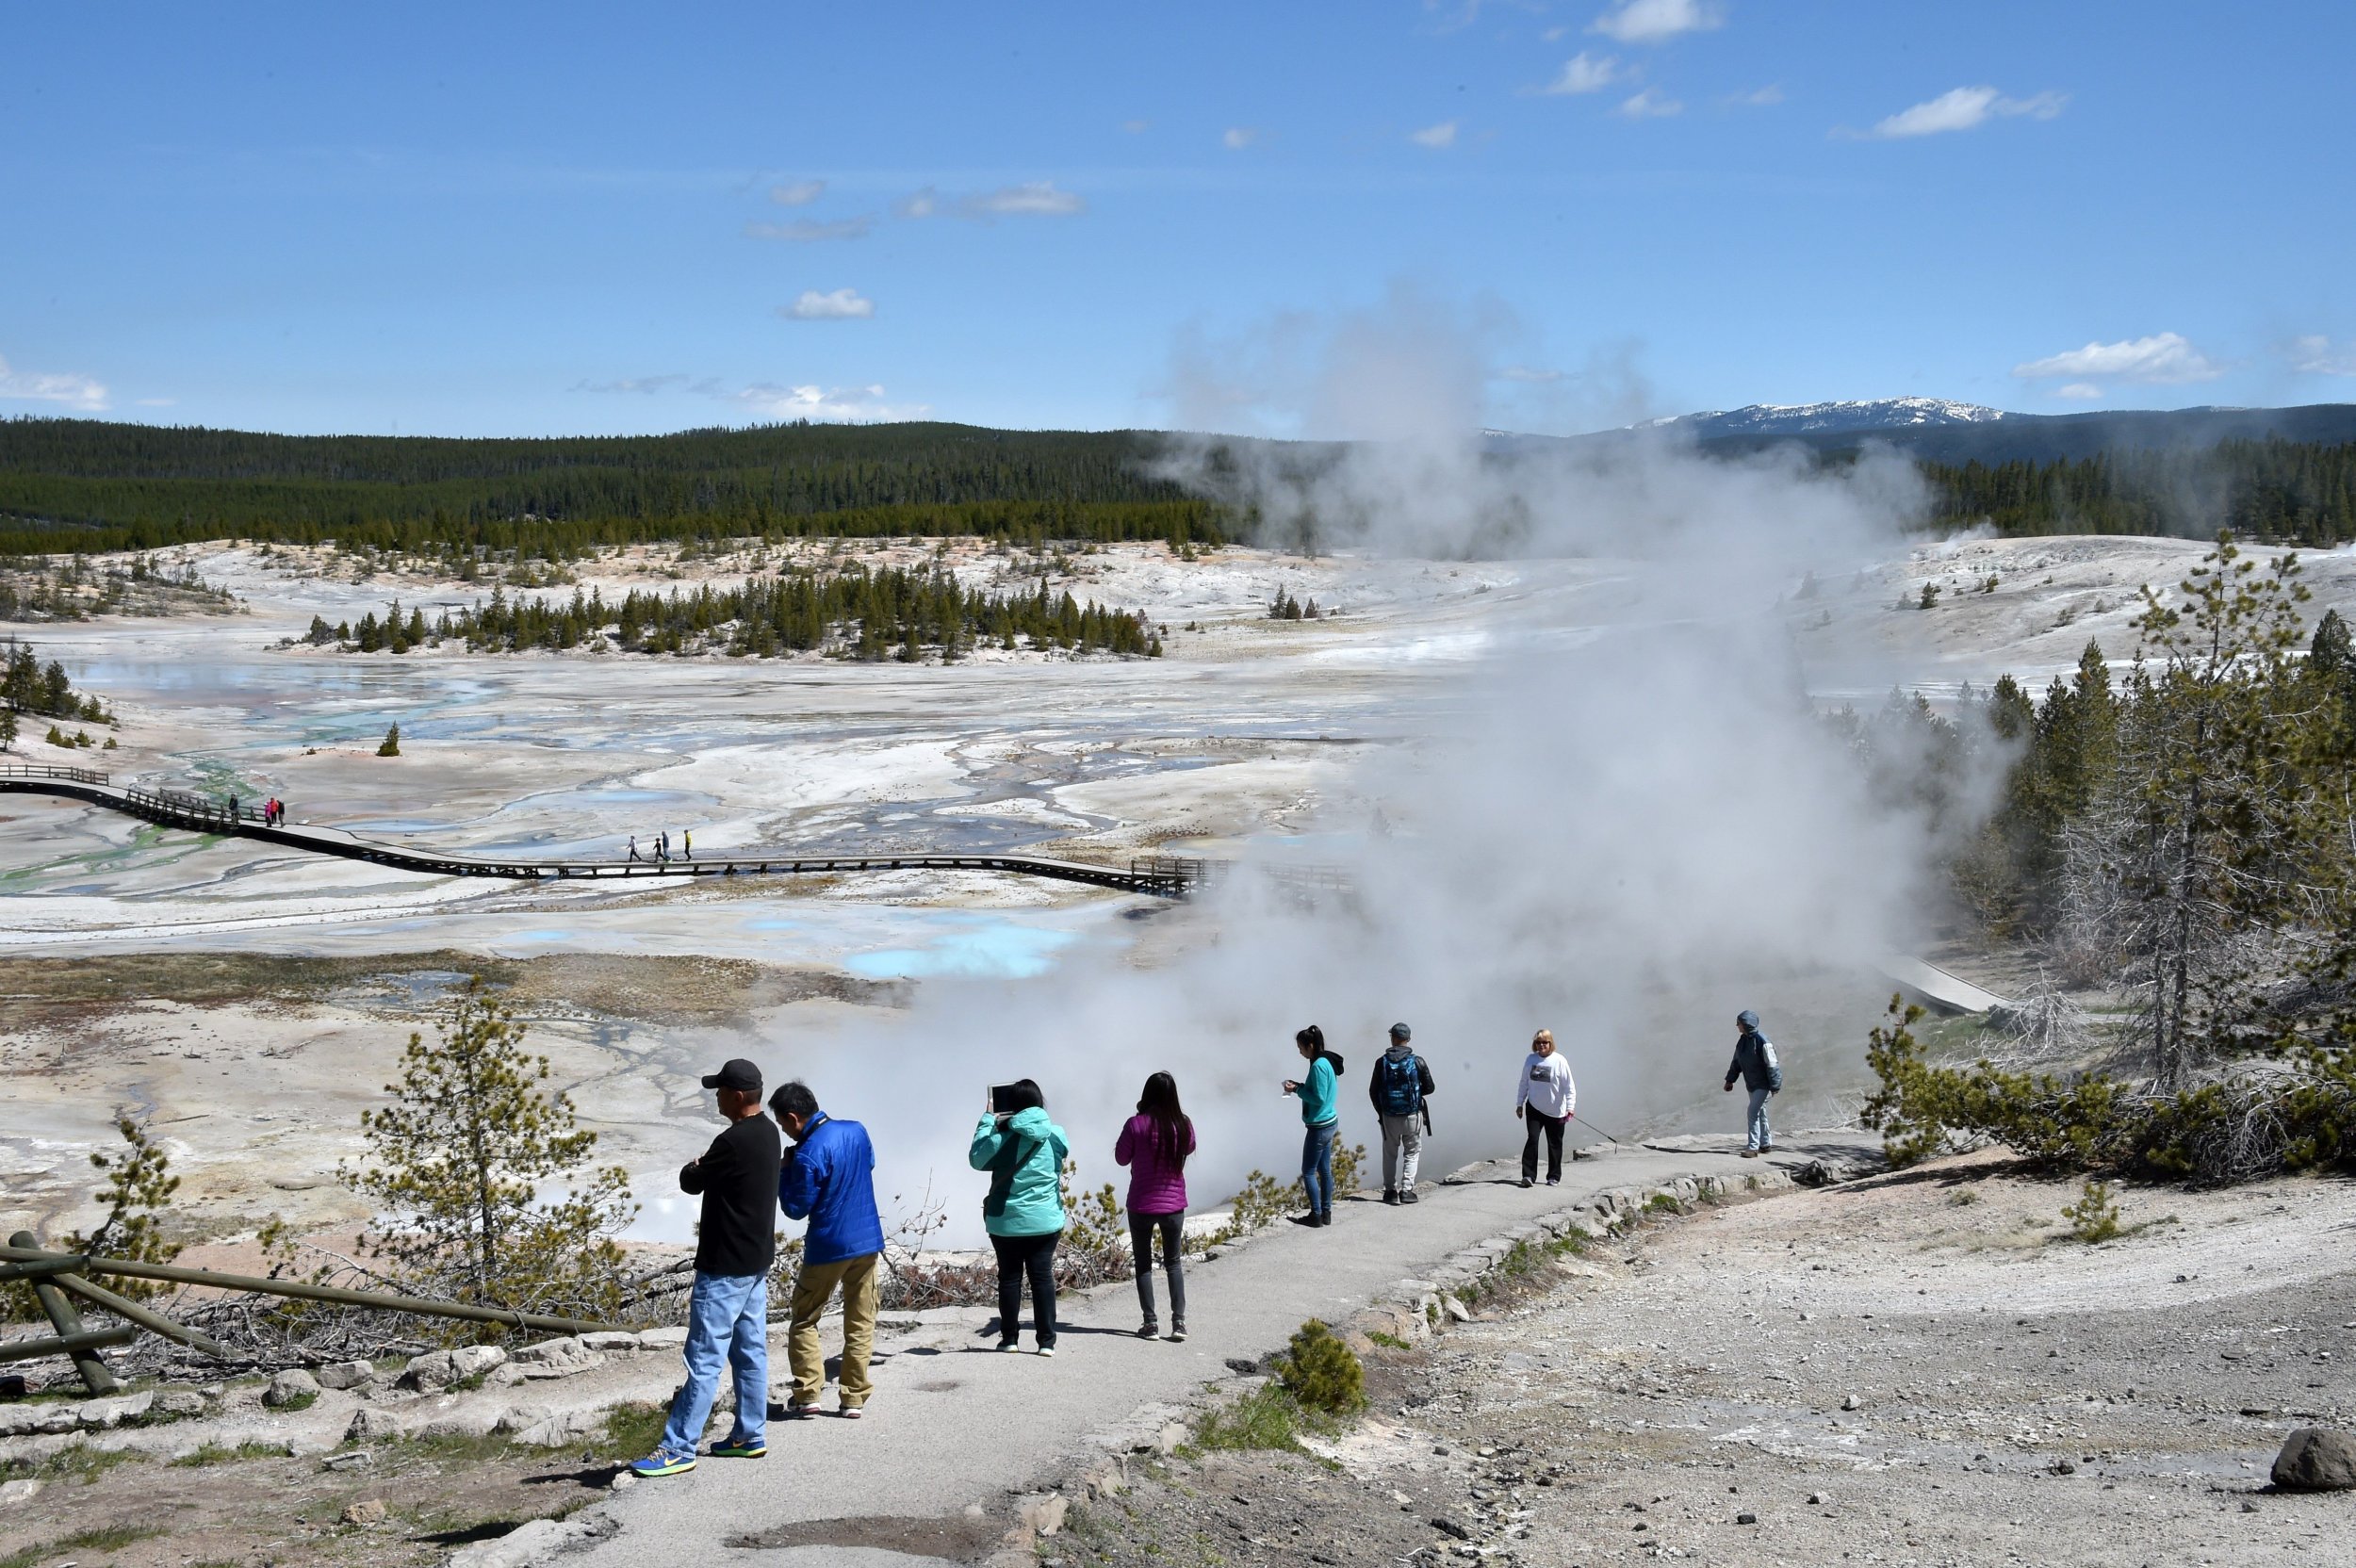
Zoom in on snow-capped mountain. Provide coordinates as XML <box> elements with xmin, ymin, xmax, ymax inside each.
<box><xmin>1639</xmin><ymin>399</ymin><xmax>2010</xmax><ymax>439</ymax></box>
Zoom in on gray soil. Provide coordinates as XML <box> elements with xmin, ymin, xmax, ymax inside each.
<box><xmin>1055</xmin><ymin>1154</ymin><xmax>2356</xmax><ymax>1568</ymax></box>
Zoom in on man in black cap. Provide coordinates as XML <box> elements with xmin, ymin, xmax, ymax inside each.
<box><xmin>633</xmin><ymin>1057</ymin><xmax>780</xmax><ymax>1478</ymax></box>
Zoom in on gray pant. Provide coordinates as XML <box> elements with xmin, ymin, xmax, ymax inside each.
<box><xmin>1380</xmin><ymin>1113</ymin><xmax>1423</xmax><ymax>1191</ymax></box>
<box><xmin>1746</xmin><ymin>1087</ymin><xmax>1774</xmax><ymax>1151</ymax></box>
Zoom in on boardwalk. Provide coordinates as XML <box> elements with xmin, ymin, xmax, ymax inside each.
<box><xmin>0</xmin><ymin>764</ymin><xmax>1209</xmax><ymax>898</ymax></box>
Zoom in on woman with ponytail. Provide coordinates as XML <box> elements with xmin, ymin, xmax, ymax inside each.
<box><xmin>1114</xmin><ymin>1071</ymin><xmax>1195</xmax><ymax>1340</ymax></box>
<box><xmin>1283</xmin><ymin>1024</ymin><xmax>1344</xmax><ymax>1227</ymax></box>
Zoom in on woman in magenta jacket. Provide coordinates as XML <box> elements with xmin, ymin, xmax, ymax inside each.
<box><xmin>1114</xmin><ymin>1071</ymin><xmax>1196</xmax><ymax>1342</ymax></box>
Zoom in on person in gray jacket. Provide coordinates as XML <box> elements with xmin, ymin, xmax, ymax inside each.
<box><xmin>1367</xmin><ymin>1021</ymin><xmax>1435</xmax><ymax>1205</ymax></box>
<box><xmin>1722</xmin><ymin>1008</ymin><xmax>1782</xmax><ymax>1155</ymax></box>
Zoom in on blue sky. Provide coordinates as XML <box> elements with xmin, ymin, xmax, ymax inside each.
<box><xmin>5</xmin><ymin>0</ymin><xmax>2352</xmax><ymax>437</ymax></box>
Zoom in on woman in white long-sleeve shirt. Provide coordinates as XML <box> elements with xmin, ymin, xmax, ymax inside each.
<box><xmin>1514</xmin><ymin>1029</ymin><xmax>1576</xmax><ymax>1187</ymax></box>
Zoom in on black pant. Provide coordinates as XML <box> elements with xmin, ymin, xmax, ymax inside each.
<box><xmin>1522</xmin><ymin>1110</ymin><xmax>1566</xmax><ymax>1183</ymax></box>
<box><xmin>1129</xmin><ymin>1211</ymin><xmax>1186</xmax><ymax>1327</ymax></box>
<box><xmin>990</xmin><ymin>1231</ymin><xmax>1058</xmax><ymax>1348</ymax></box>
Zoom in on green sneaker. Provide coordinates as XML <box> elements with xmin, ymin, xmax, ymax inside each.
<box><xmin>630</xmin><ymin>1448</ymin><xmax>697</xmax><ymax>1478</ymax></box>
<box><xmin>709</xmin><ymin>1438</ymin><xmax>767</xmax><ymax>1459</ymax></box>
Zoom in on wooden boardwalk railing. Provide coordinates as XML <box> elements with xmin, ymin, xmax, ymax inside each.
<box><xmin>0</xmin><ymin>763</ymin><xmax>1216</xmax><ymax>898</ymax></box>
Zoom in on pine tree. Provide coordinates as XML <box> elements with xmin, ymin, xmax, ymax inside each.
<box><xmin>377</xmin><ymin>723</ymin><xmax>401</xmax><ymax>757</ymax></box>
<box><xmin>339</xmin><ymin>985</ymin><xmax>633</xmax><ymax>1320</ymax></box>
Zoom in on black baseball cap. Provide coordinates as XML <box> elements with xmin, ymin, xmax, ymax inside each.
<box><xmin>701</xmin><ymin>1058</ymin><xmax>762</xmax><ymax>1094</ymax></box>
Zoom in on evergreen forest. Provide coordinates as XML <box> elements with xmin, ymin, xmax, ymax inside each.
<box><xmin>309</xmin><ymin>564</ymin><xmax>1161</xmax><ymax>662</ymax></box>
<box><xmin>0</xmin><ymin>418</ymin><xmax>1222</xmax><ymax>560</ymax></box>
<box><xmin>1919</xmin><ymin>437</ymin><xmax>2356</xmax><ymax>545</ymax></box>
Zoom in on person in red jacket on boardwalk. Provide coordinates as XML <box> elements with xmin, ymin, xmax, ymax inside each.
<box><xmin>1114</xmin><ymin>1071</ymin><xmax>1196</xmax><ymax>1342</ymax></box>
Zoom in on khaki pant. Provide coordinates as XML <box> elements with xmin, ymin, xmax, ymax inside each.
<box><xmin>787</xmin><ymin>1251</ymin><xmax>879</xmax><ymax>1410</ymax></box>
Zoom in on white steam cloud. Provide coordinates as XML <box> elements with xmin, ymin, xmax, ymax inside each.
<box><xmin>763</xmin><ymin>288</ymin><xmax>1978</xmax><ymax>1241</ymax></box>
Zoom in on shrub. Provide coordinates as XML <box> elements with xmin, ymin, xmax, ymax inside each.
<box><xmin>1272</xmin><ymin>1319</ymin><xmax>1365</xmax><ymax>1416</ymax></box>
<box><xmin>1192</xmin><ymin>1384</ymin><xmax>1303</xmax><ymax>1453</ymax></box>
<box><xmin>376</xmin><ymin>723</ymin><xmax>401</xmax><ymax>757</ymax></box>
<box><xmin>1209</xmin><ymin>1169</ymin><xmax>1293</xmax><ymax>1244</ymax></box>
<box><xmin>2060</xmin><ymin>1178</ymin><xmax>2122</xmax><ymax>1243</ymax></box>
<box><xmin>1332</xmin><ymin>1140</ymin><xmax>1367</xmax><ymax>1197</ymax></box>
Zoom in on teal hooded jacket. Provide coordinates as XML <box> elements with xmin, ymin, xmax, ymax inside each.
<box><xmin>969</xmin><ymin>1106</ymin><xmax>1071</xmax><ymax>1238</ymax></box>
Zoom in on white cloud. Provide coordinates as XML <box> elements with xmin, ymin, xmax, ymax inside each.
<box><xmin>768</xmin><ymin>179</ymin><xmax>826</xmax><ymax>206</ymax></box>
<box><xmin>1591</xmin><ymin>0</ymin><xmax>1725</xmax><ymax>44</ymax></box>
<box><xmin>1616</xmin><ymin>87</ymin><xmax>1683</xmax><ymax>118</ymax></box>
<box><xmin>895</xmin><ymin>188</ymin><xmax>940</xmax><ymax>220</ymax></box>
<box><xmin>1497</xmin><ymin>365</ymin><xmax>1565</xmax><ymax>383</ymax></box>
<box><xmin>1865</xmin><ymin>85</ymin><xmax>2068</xmax><ymax>139</ymax></box>
<box><xmin>1726</xmin><ymin>83</ymin><xmax>1783</xmax><ymax>106</ymax></box>
<box><xmin>744</xmin><ymin>216</ymin><xmax>873</xmax><ymax>242</ymax></box>
<box><xmin>1410</xmin><ymin>120</ymin><xmax>1460</xmax><ymax>149</ymax></box>
<box><xmin>1538</xmin><ymin>51</ymin><xmax>1620</xmax><ymax>95</ymax></box>
<box><xmin>780</xmin><ymin>288</ymin><xmax>875</xmax><ymax>321</ymax></box>
<box><xmin>2289</xmin><ymin>335</ymin><xmax>2356</xmax><ymax>376</ymax></box>
<box><xmin>959</xmin><ymin>180</ymin><xmax>1086</xmax><ymax>218</ymax></box>
<box><xmin>1222</xmin><ymin>126</ymin><xmax>1258</xmax><ymax>151</ymax></box>
<box><xmin>0</xmin><ymin>352</ymin><xmax>109</xmax><ymax>412</ymax></box>
<box><xmin>2012</xmin><ymin>333</ymin><xmax>2221</xmax><ymax>385</ymax></box>
<box><xmin>733</xmin><ymin>383</ymin><xmax>927</xmax><ymax>422</ymax></box>
<box><xmin>2055</xmin><ymin>384</ymin><xmax>2104</xmax><ymax>400</ymax></box>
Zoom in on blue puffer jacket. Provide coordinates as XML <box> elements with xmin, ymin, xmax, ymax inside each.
<box><xmin>778</xmin><ymin>1112</ymin><xmax>885</xmax><ymax>1266</ymax></box>
<box><xmin>1726</xmin><ymin>1030</ymin><xmax>1783</xmax><ymax>1094</ymax></box>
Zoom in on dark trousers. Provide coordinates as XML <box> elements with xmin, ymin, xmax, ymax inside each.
<box><xmin>1521</xmin><ymin>1110</ymin><xmax>1567</xmax><ymax>1183</ymax></box>
<box><xmin>1129</xmin><ymin>1211</ymin><xmax>1186</xmax><ymax>1328</ymax></box>
<box><xmin>990</xmin><ymin>1230</ymin><xmax>1059</xmax><ymax>1348</ymax></box>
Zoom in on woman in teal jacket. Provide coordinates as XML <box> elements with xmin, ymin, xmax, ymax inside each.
<box><xmin>969</xmin><ymin>1079</ymin><xmax>1071</xmax><ymax>1354</ymax></box>
<box><xmin>1283</xmin><ymin>1024</ymin><xmax>1342</xmax><ymax>1226</ymax></box>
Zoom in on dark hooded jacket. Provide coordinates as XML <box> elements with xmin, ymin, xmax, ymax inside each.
<box><xmin>1726</xmin><ymin>1030</ymin><xmax>1783</xmax><ymax>1093</ymax></box>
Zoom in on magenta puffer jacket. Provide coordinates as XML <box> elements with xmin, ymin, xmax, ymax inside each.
<box><xmin>1114</xmin><ymin>1113</ymin><xmax>1195</xmax><ymax>1215</ymax></box>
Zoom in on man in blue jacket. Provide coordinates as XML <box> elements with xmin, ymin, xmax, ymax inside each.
<box><xmin>770</xmin><ymin>1080</ymin><xmax>884</xmax><ymax>1417</ymax></box>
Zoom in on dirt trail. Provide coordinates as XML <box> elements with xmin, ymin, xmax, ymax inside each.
<box><xmin>1064</xmin><ymin>1152</ymin><xmax>2356</xmax><ymax>1568</ymax></box>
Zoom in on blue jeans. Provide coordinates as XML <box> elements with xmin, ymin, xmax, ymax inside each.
<box><xmin>1746</xmin><ymin>1088</ymin><xmax>1774</xmax><ymax>1152</ymax></box>
<box><xmin>1301</xmin><ymin>1119</ymin><xmax>1338</xmax><ymax>1215</ymax></box>
<box><xmin>660</xmin><ymin>1269</ymin><xmax>768</xmax><ymax>1455</ymax></box>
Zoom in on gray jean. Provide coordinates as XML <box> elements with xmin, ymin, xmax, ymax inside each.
<box><xmin>1746</xmin><ymin>1087</ymin><xmax>1774</xmax><ymax>1151</ymax></box>
<box><xmin>1129</xmin><ymin>1211</ymin><xmax>1185</xmax><ymax>1327</ymax></box>
<box><xmin>1380</xmin><ymin>1113</ymin><xmax>1423</xmax><ymax>1191</ymax></box>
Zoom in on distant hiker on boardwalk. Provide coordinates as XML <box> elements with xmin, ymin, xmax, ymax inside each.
<box><xmin>683</xmin><ymin>828</ymin><xmax>694</xmax><ymax>860</ymax></box>
<box><xmin>1723</xmin><ymin>1008</ymin><xmax>1782</xmax><ymax>1157</ymax></box>
<box><xmin>1369</xmin><ymin>1021</ymin><xmax>1434</xmax><ymax>1205</ymax></box>
<box><xmin>1283</xmin><ymin>1024</ymin><xmax>1344</xmax><ymax>1227</ymax></box>
<box><xmin>970</xmin><ymin>1078</ymin><xmax>1070</xmax><ymax>1355</ymax></box>
<box><xmin>634</xmin><ymin>1057</ymin><xmax>779</xmax><ymax>1478</ymax></box>
<box><xmin>1515</xmin><ymin>1028</ymin><xmax>1575</xmax><ymax>1187</ymax></box>
<box><xmin>771</xmin><ymin>1080</ymin><xmax>883</xmax><ymax>1418</ymax></box>
<box><xmin>1115</xmin><ymin>1071</ymin><xmax>1195</xmax><ymax>1341</ymax></box>
<box><xmin>627</xmin><ymin>834</ymin><xmax>642</xmax><ymax>863</ymax></box>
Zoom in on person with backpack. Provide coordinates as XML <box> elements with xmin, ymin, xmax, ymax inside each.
<box><xmin>1114</xmin><ymin>1071</ymin><xmax>1195</xmax><ymax>1341</ymax></box>
<box><xmin>968</xmin><ymin>1078</ymin><xmax>1071</xmax><ymax>1354</ymax></box>
<box><xmin>1723</xmin><ymin>1008</ymin><xmax>1783</xmax><ymax>1156</ymax></box>
<box><xmin>1368</xmin><ymin>1021</ymin><xmax>1435</xmax><ymax>1205</ymax></box>
<box><xmin>1515</xmin><ymin>1028</ymin><xmax>1576</xmax><ymax>1186</ymax></box>
<box><xmin>1282</xmin><ymin>1025</ymin><xmax>1344</xmax><ymax>1226</ymax></box>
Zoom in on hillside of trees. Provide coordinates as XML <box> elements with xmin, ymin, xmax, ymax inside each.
<box><xmin>0</xmin><ymin>418</ymin><xmax>1223</xmax><ymax>559</ymax></box>
<box><xmin>1919</xmin><ymin>437</ymin><xmax>2356</xmax><ymax>546</ymax></box>
<box><xmin>306</xmin><ymin>564</ymin><xmax>1161</xmax><ymax>662</ymax></box>
<box><xmin>9</xmin><ymin>416</ymin><xmax>2356</xmax><ymax>558</ymax></box>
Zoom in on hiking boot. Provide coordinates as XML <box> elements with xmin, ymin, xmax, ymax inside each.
<box><xmin>1740</xmin><ymin>1148</ymin><xmax>1760</xmax><ymax>1159</ymax></box>
<box><xmin>630</xmin><ymin>1448</ymin><xmax>696</xmax><ymax>1478</ymax></box>
<box><xmin>1383</xmin><ymin>1188</ymin><xmax>1399</xmax><ymax>1205</ymax></box>
<box><xmin>1400</xmin><ymin>1189</ymin><xmax>1419</xmax><ymax>1204</ymax></box>
<box><xmin>710</xmin><ymin>1438</ymin><xmax>766</xmax><ymax>1459</ymax></box>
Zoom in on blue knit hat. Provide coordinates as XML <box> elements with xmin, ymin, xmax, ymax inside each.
<box><xmin>1736</xmin><ymin>1009</ymin><xmax>1759</xmax><ymax>1030</ymax></box>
